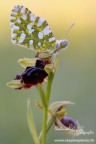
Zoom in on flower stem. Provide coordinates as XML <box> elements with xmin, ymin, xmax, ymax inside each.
<box><xmin>36</xmin><ymin>84</ymin><xmax>47</xmax><ymax>108</ymax></box>
<box><xmin>46</xmin><ymin>72</ymin><xmax>54</xmax><ymax>104</ymax></box>
<box><xmin>39</xmin><ymin>72</ymin><xmax>54</xmax><ymax>144</ymax></box>
<box><xmin>41</xmin><ymin>107</ymin><xmax>47</xmax><ymax>144</ymax></box>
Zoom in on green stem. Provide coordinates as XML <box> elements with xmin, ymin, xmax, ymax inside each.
<box><xmin>36</xmin><ymin>84</ymin><xmax>47</xmax><ymax>144</ymax></box>
<box><xmin>46</xmin><ymin>72</ymin><xmax>54</xmax><ymax>104</ymax></box>
<box><xmin>39</xmin><ymin>114</ymin><xmax>56</xmax><ymax>141</ymax></box>
<box><xmin>36</xmin><ymin>84</ymin><xmax>47</xmax><ymax>108</ymax></box>
<box><xmin>28</xmin><ymin>72</ymin><xmax>54</xmax><ymax>144</ymax></box>
<box><xmin>46</xmin><ymin>115</ymin><xmax>56</xmax><ymax>133</ymax></box>
<box><xmin>39</xmin><ymin>72</ymin><xmax>54</xmax><ymax>144</ymax></box>
<box><xmin>41</xmin><ymin>107</ymin><xmax>47</xmax><ymax>144</ymax></box>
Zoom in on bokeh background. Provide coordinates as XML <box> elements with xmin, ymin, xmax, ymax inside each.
<box><xmin>0</xmin><ymin>0</ymin><xmax>96</xmax><ymax>144</ymax></box>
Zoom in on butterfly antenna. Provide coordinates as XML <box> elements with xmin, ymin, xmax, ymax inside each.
<box><xmin>63</xmin><ymin>22</ymin><xmax>75</xmax><ymax>38</ymax></box>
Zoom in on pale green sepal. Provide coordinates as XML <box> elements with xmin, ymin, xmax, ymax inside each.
<box><xmin>27</xmin><ymin>98</ymin><xmax>40</xmax><ymax>144</ymax></box>
<box><xmin>7</xmin><ymin>80</ymin><xmax>23</xmax><ymax>88</ymax></box>
<box><xmin>18</xmin><ymin>58</ymin><xmax>37</xmax><ymax>68</ymax></box>
<box><xmin>44</xmin><ymin>56</ymin><xmax>59</xmax><ymax>74</ymax></box>
<box><xmin>49</xmin><ymin>101</ymin><xmax>74</xmax><ymax>114</ymax></box>
<box><xmin>44</xmin><ymin>77</ymin><xmax>48</xmax><ymax>83</ymax></box>
<box><xmin>44</xmin><ymin>64</ymin><xmax>54</xmax><ymax>73</ymax></box>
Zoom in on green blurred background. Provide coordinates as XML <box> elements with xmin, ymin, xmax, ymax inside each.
<box><xmin>0</xmin><ymin>0</ymin><xmax>96</xmax><ymax>144</ymax></box>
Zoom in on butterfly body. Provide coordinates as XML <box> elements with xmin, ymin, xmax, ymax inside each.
<box><xmin>10</xmin><ymin>5</ymin><xmax>68</xmax><ymax>58</ymax></box>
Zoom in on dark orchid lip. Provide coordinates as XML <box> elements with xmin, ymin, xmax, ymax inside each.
<box><xmin>61</xmin><ymin>116</ymin><xmax>78</xmax><ymax>130</ymax></box>
<box><xmin>15</xmin><ymin>60</ymin><xmax>48</xmax><ymax>89</ymax></box>
<box><xmin>22</xmin><ymin>66</ymin><xmax>48</xmax><ymax>85</ymax></box>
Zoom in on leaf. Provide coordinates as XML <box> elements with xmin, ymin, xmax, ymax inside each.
<box><xmin>27</xmin><ymin>98</ymin><xmax>40</xmax><ymax>144</ymax></box>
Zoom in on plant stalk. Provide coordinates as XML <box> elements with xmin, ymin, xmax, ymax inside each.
<box><xmin>46</xmin><ymin>72</ymin><xmax>54</xmax><ymax>104</ymax></box>
<box><xmin>39</xmin><ymin>72</ymin><xmax>54</xmax><ymax>144</ymax></box>
<box><xmin>36</xmin><ymin>84</ymin><xmax>47</xmax><ymax>108</ymax></box>
<box><xmin>41</xmin><ymin>107</ymin><xmax>47</xmax><ymax>144</ymax></box>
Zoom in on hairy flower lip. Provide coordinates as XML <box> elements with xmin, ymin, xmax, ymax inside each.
<box><xmin>55</xmin><ymin>117</ymin><xmax>84</xmax><ymax>136</ymax></box>
<box><xmin>21</xmin><ymin>66</ymin><xmax>48</xmax><ymax>85</ymax></box>
<box><xmin>14</xmin><ymin>60</ymin><xmax>48</xmax><ymax>89</ymax></box>
<box><xmin>60</xmin><ymin>116</ymin><xmax>77</xmax><ymax>130</ymax></box>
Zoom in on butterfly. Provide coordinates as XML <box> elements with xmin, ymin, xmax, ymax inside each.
<box><xmin>10</xmin><ymin>5</ymin><xmax>68</xmax><ymax>58</ymax></box>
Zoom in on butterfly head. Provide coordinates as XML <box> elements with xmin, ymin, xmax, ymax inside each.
<box><xmin>55</xmin><ymin>39</ymin><xmax>68</xmax><ymax>51</ymax></box>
